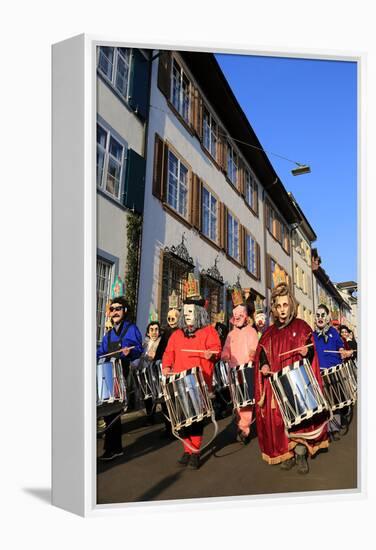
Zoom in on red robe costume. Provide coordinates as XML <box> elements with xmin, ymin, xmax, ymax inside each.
<box><xmin>162</xmin><ymin>325</ymin><xmax>221</xmax><ymax>453</ymax></box>
<box><xmin>254</xmin><ymin>317</ymin><xmax>329</xmax><ymax>464</ymax></box>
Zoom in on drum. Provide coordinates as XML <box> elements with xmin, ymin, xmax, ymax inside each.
<box><xmin>269</xmin><ymin>359</ymin><xmax>329</xmax><ymax>430</ymax></box>
<box><xmin>321</xmin><ymin>362</ymin><xmax>356</xmax><ymax>410</ymax></box>
<box><xmin>213</xmin><ymin>360</ymin><xmax>230</xmax><ymax>391</ymax></box>
<box><xmin>161</xmin><ymin>367</ymin><xmax>214</xmax><ymax>431</ymax></box>
<box><xmin>344</xmin><ymin>358</ymin><xmax>357</xmax><ymax>395</ymax></box>
<box><xmin>135</xmin><ymin>360</ymin><xmax>164</xmax><ymax>402</ymax></box>
<box><xmin>228</xmin><ymin>362</ymin><xmax>255</xmax><ymax>409</ymax></box>
<box><xmin>97</xmin><ymin>357</ymin><xmax>127</xmax><ymax>417</ymax></box>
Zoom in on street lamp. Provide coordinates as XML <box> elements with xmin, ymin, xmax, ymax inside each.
<box><xmin>291</xmin><ymin>163</ymin><xmax>311</xmax><ymax>176</ymax></box>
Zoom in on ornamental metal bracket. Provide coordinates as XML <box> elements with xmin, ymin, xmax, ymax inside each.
<box><xmin>201</xmin><ymin>255</ymin><xmax>224</xmax><ymax>283</ymax></box>
<box><xmin>164</xmin><ymin>232</ymin><xmax>194</xmax><ymax>265</ymax></box>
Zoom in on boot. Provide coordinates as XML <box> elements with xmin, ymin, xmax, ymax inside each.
<box><xmin>296</xmin><ymin>453</ymin><xmax>309</xmax><ymax>474</ymax></box>
<box><xmin>188</xmin><ymin>453</ymin><xmax>200</xmax><ymax>470</ymax></box>
<box><xmin>280</xmin><ymin>457</ymin><xmax>296</xmax><ymax>470</ymax></box>
<box><xmin>177</xmin><ymin>452</ymin><xmax>190</xmax><ymax>466</ymax></box>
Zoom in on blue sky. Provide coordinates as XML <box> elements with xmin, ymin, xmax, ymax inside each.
<box><xmin>216</xmin><ymin>54</ymin><xmax>357</xmax><ymax>284</ymax></box>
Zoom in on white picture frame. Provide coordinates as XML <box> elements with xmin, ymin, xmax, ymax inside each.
<box><xmin>52</xmin><ymin>34</ymin><xmax>365</xmax><ymax>517</ymax></box>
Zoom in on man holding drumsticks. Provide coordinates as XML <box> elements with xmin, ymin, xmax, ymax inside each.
<box><xmin>97</xmin><ymin>296</ymin><xmax>143</xmax><ymax>461</ymax></box>
<box><xmin>254</xmin><ymin>283</ymin><xmax>329</xmax><ymax>474</ymax></box>
<box><xmin>162</xmin><ymin>274</ymin><xmax>221</xmax><ymax>470</ymax></box>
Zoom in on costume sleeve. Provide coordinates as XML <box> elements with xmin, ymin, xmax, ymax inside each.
<box><xmin>96</xmin><ymin>332</ymin><xmax>109</xmax><ymax>359</ymax></box>
<box><xmin>221</xmin><ymin>333</ymin><xmax>231</xmax><ymax>361</ymax></box>
<box><xmin>259</xmin><ymin>348</ymin><xmax>269</xmax><ymax>368</ymax></box>
<box><xmin>121</xmin><ymin>324</ymin><xmax>143</xmax><ymax>361</ymax></box>
<box><xmin>162</xmin><ymin>332</ymin><xmax>176</xmax><ymax>367</ymax></box>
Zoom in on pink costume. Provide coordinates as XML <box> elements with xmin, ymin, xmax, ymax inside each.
<box><xmin>221</xmin><ymin>323</ymin><xmax>259</xmax><ymax>436</ymax></box>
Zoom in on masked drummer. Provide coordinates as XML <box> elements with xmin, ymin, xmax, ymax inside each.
<box><xmin>96</xmin><ymin>296</ymin><xmax>143</xmax><ymax>461</ymax></box>
<box><xmin>313</xmin><ymin>304</ymin><xmax>349</xmax><ymax>441</ymax></box>
<box><xmin>138</xmin><ymin>319</ymin><xmax>162</xmax><ymax>425</ymax></box>
<box><xmin>254</xmin><ymin>282</ymin><xmax>329</xmax><ymax>474</ymax></box>
<box><xmin>221</xmin><ymin>288</ymin><xmax>258</xmax><ymax>444</ymax></box>
<box><xmin>162</xmin><ymin>274</ymin><xmax>221</xmax><ymax>469</ymax></box>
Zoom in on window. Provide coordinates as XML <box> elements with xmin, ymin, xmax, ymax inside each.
<box><xmin>97</xmin><ymin>123</ymin><xmax>126</xmax><ymax>200</ymax></box>
<box><xmin>281</xmin><ymin>222</ymin><xmax>290</xmax><ymax>253</ymax></box>
<box><xmin>246</xmin><ymin>233</ymin><xmax>257</xmax><ymax>276</ymax></box>
<box><xmin>98</xmin><ymin>47</ymin><xmax>131</xmax><ymax>99</ymax></box>
<box><xmin>171</xmin><ymin>59</ymin><xmax>190</xmax><ymax>123</ymax></box>
<box><xmin>201</xmin><ymin>187</ymin><xmax>218</xmax><ymax>242</ymax></box>
<box><xmin>245</xmin><ymin>170</ymin><xmax>258</xmax><ymax>212</ymax></box>
<box><xmin>96</xmin><ymin>258</ymin><xmax>114</xmax><ymax>343</ymax></box>
<box><xmin>203</xmin><ymin>108</ymin><xmax>218</xmax><ymax>160</ymax></box>
<box><xmin>201</xmin><ymin>275</ymin><xmax>223</xmax><ymax>325</ymax></box>
<box><xmin>167</xmin><ymin>150</ymin><xmax>189</xmax><ymax>218</ymax></box>
<box><xmin>160</xmin><ymin>252</ymin><xmax>194</xmax><ymax>326</ymax></box>
<box><xmin>227</xmin><ymin>145</ymin><xmax>238</xmax><ymax>186</ymax></box>
<box><xmin>227</xmin><ymin>212</ymin><xmax>239</xmax><ymax>261</ymax></box>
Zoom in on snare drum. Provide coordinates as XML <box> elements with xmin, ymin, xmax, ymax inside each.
<box><xmin>161</xmin><ymin>367</ymin><xmax>214</xmax><ymax>431</ymax></box>
<box><xmin>321</xmin><ymin>362</ymin><xmax>356</xmax><ymax>411</ymax></box>
<box><xmin>213</xmin><ymin>360</ymin><xmax>230</xmax><ymax>391</ymax></box>
<box><xmin>269</xmin><ymin>359</ymin><xmax>329</xmax><ymax>430</ymax></box>
<box><xmin>344</xmin><ymin>359</ymin><xmax>357</xmax><ymax>395</ymax></box>
<box><xmin>228</xmin><ymin>362</ymin><xmax>255</xmax><ymax>409</ymax></box>
<box><xmin>97</xmin><ymin>357</ymin><xmax>127</xmax><ymax>417</ymax></box>
<box><xmin>135</xmin><ymin>360</ymin><xmax>164</xmax><ymax>402</ymax></box>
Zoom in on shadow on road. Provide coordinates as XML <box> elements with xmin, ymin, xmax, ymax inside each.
<box><xmin>135</xmin><ymin>470</ymin><xmax>184</xmax><ymax>502</ymax></box>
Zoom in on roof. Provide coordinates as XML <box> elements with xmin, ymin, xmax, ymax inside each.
<box><xmin>180</xmin><ymin>51</ymin><xmax>301</xmax><ymax>225</ymax></box>
<box><xmin>314</xmin><ymin>266</ymin><xmax>348</xmax><ymax>307</ymax></box>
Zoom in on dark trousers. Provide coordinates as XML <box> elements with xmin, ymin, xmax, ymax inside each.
<box><xmin>103</xmin><ymin>412</ymin><xmax>123</xmax><ymax>453</ymax></box>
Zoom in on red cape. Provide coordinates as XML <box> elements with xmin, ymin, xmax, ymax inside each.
<box><xmin>254</xmin><ymin>318</ymin><xmax>329</xmax><ymax>464</ymax></box>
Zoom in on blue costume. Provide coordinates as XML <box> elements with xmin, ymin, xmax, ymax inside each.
<box><xmin>97</xmin><ymin>321</ymin><xmax>143</xmax><ymax>361</ymax></box>
<box><xmin>313</xmin><ymin>326</ymin><xmax>344</xmax><ymax>369</ymax></box>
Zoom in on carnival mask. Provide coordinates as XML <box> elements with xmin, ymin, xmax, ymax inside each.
<box><xmin>148</xmin><ymin>324</ymin><xmax>160</xmax><ymax>341</ymax></box>
<box><xmin>183</xmin><ymin>304</ymin><xmax>195</xmax><ymax>327</ymax></box>
<box><xmin>167</xmin><ymin>308</ymin><xmax>179</xmax><ymax>328</ymax></box>
<box><xmin>232</xmin><ymin>305</ymin><xmax>248</xmax><ymax>328</ymax></box>
<box><xmin>315</xmin><ymin>307</ymin><xmax>330</xmax><ymax>330</ymax></box>
<box><xmin>275</xmin><ymin>295</ymin><xmax>290</xmax><ymax>324</ymax></box>
<box><xmin>255</xmin><ymin>312</ymin><xmax>266</xmax><ymax>329</ymax></box>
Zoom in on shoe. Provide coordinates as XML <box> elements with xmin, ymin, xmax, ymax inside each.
<box><xmin>280</xmin><ymin>457</ymin><xmax>296</xmax><ymax>471</ymax></box>
<box><xmin>339</xmin><ymin>424</ymin><xmax>349</xmax><ymax>436</ymax></box>
<box><xmin>177</xmin><ymin>452</ymin><xmax>191</xmax><ymax>466</ymax></box>
<box><xmin>296</xmin><ymin>454</ymin><xmax>309</xmax><ymax>475</ymax></box>
<box><xmin>97</xmin><ymin>418</ymin><xmax>106</xmax><ymax>430</ymax></box>
<box><xmin>188</xmin><ymin>453</ymin><xmax>200</xmax><ymax>470</ymax></box>
<box><xmin>99</xmin><ymin>449</ymin><xmax>124</xmax><ymax>461</ymax></box>
<box><xmin>330</xmin><ymin>432</ymin><xmax>341</xmax><ymax>442</ymax></box>
<box><xmin>238</xmin><ymin>431</ymin><xmax>251</xmax><ymax>445</ymax></box>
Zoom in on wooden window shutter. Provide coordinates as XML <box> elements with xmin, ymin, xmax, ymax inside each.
<box><xmin>253</xmin><ymin>181</ymin><xmax>259</xmax><ymax>214</ymax></box>
<box><xmin>240</xmin><ymin>225</ymin><xmax>245</xmax><ymax>266</ymax></box>
<box><xmin>152</xmin><ymin>134</ymin><xmax>166</xmax><ymax>201</ymax></box>
<box><xmin>238</xmin><ymin>159</ymin><xmax>245</xmax><ymax>196</ymax></box>
<box><xmin>256</xmin><ymin>242</ymin><xmax>261</xmax><ymax>279</ymax></box>
<box><xmin>192</xmin><ymin>88</ymin><xmax>203</xmax><ymax>138</ymax></box>
<box><xmin>266</xmin><ymin>254</ymin><xmax>271</xmax><ymax>289</ymax></box>
<box><xmin>191</xmin><ymin>173</ymin><xmax>202</xmax><ymax>230</ymax></box>
<box><xmin>219</xmin><ymin>203</ymin><xmax>228</xmax><ymax>251</ymax></box>
<box><xmin>157</xmin><ymin>50</ymin><xmax>172</xmax><ymax>99</ymax></box>
<box><xmin>218</xmin><ymin>127</ymin><xmax>227</xmax><ymax>172</ymax></box>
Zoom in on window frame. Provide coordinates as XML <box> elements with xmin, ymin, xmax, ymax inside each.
<box><xmin>227</xmin><ymin>143</ymin><xmax>238</xmax><ymax>187</ymax></box>
<box><xmin>96</xmin><ymin>121</ymin><xmax>127</xmax><ymax>202</ymax></box>
<box><xmin>244</xmin><ymin>169</ymin><xmax>258</xmax><ymax>213</ymax></box>
<box><xmin>171</xmin><ymin>58</ymin><xmax>191</xmax><ymax>125</ymax></box>
<box><xmin>97</xmin><ymin>46</ymin><xmax>132</xmax><ymax>101</ymax></box>
<box><xmin>227</xmin><ymin>211</ymin><xmax>240</xmax><ymax>262</ymax></box>
<box><xmin>201</xmin><ymin>184</ymin><xmax>219</xmax><ymax>244</ymax></box>
<box><xmin>166</xmin><ymin>148</ymin><xmax>190</xmax><ymax>221</ymax></box>
<box><xmin>202</xmin><ymin>107</ymin><xmax>218</xmax><ymax>161</ymax></box>
<box><xmin>245</xmin><ymin>230</ymin><xmax>258</xmax><ymax>277</ymax></box>
<box><xmin>96</xmin><ymin>256</ymin><xmax>115</xmax><ymax>344</ymax></box>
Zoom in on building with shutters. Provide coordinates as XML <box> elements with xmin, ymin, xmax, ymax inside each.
<box><xmin>335</xmin><ymin>281</ymin><xmax>358</xmax><ymax>336</ymax></box>
<box><xmin>288</xmin><ymin>193</ymin><xmax>317</xmax><ymax>327</ymax></box>
<box><xmin>96</xmin><ymin>46</ymin><xmax>150</xmax><ymax>341</ymax></box>
<box><xmin>136</xmin><ymin>50</ymin><xmax>304</xmax><ymax>335</ymax></box>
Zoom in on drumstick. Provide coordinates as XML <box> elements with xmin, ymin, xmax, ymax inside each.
<box><xmin>323</xmin><ymin>350</ymin><xmax>343</xmax><ymax>354</ymax></box>
<box><xmin>279</xmin><ymin>343</ymin><xmax>314</xmax><ymax>357</ymax></box>
<box><xmin>181</xmin><ymin>349</ymin><xmax>219</xmax><ymax>353</ymax></box>
<box><xmin>99</xmin><ymin>346</ymin><xmax>135</xmax><ymax>358</ymax></box>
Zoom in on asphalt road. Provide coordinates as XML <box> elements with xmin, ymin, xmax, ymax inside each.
<box><xmin>97</xmin><ymin>406</ymin><xmax>357</xmax><ymax>505</ymax></box>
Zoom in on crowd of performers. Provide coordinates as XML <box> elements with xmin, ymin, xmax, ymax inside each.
<box><xmin>97</xmin><ymin>276</ymin><xmax>357</xmax><ymax>473</ymax></box>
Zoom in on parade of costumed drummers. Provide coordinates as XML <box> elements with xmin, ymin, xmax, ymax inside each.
<box><xmin>254</xmin><ymin>281</ymin><xmax>329</xmax><ymax>474</ymax></box>
<box><xmin>221</xmin><ymin>286</ymin><xmax>258</xmax><ymax>444</ymax></box>
<box><xmin>162</xmin><ymin>273</ymin><xmax>221</xmax><ymax>469</ymax></box>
